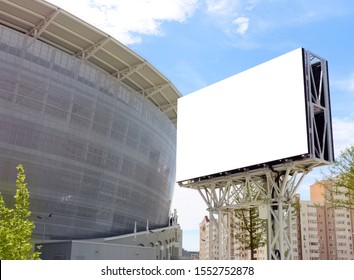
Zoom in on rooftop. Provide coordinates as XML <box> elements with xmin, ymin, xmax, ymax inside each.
<box><xmin>0</xmin><ymin>0</ymin><xmax>181</xmax><ymax>125</ymax></box>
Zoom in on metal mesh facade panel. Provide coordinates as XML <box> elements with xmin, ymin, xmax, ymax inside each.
<box><xmin>0</xmin><ymin>25</ymin><xmax>176</xmax><ymax>240</ymax></box>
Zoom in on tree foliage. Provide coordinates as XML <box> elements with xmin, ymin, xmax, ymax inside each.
<box><xmin>323</xmin><ymin>145</ymin><xmax>354</xmax><ymax>209</ymax></box>
<box><xmin>0</xmin><ymin>164</ymin><xmax>41</xmax><ymax>260</ymax></box>
<box><xmin>234</xmin><ymin>207</ymin><xmax>266</xmax><ymax>260</ymax></box>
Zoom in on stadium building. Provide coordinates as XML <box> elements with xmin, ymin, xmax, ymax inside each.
<box><xmin>0</xmin><ymin>0</ymin><xmax>181</xmax><ymax>251</ymax></box>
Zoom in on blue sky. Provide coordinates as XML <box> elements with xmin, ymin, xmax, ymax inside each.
<box><xmin>47</xmin><ymin>0</ymin><xmax>354</xmax><ymax>251</ymax></box>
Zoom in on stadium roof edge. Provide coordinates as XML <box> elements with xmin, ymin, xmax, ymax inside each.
<box><xmin>0</xmin><ymin>0</ymin><xmax>181</xmax><ymax>125</ymax></box>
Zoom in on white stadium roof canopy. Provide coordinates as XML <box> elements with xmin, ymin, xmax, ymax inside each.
<box><xmin>0</xmin><ymin>0</ymin><xmax>181</xmax><ymax>125</ymax></box>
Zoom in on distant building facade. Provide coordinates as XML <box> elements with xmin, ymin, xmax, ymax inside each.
<box><xmin>291</xmin><ymin>181</ymin><xmax>353</xmax><ymax>260</ymax></box>
<box><xmin>199</xmin><ymin>216</ymin><xmax>218</xmax><ymax>259</ymax></box>
<box><xmin>299</xmin><ymin>201</ymin><xmax>320</xmax><ymax>259</ymax></box>
<box><xmin>199</xmin><ymin>215</ymin><xmax>227</xmax><ymax>260</ymax></box>
<box><xmin>199</xmin><ymin>214</ymin><xmax>267</xmax><ymax>260</ymax></box>
<box><xmin>199</xmin><ymin>216</ymin><xmax>209</xmax><ymax>259</ymax></box>
<box><xmin>310</xmin><ymin>181</ymin><xmax>353</xmax><ymax>260</ymax></box>
<box><xmin>182</xmin><ymin>249</ymin><xmax>199</xmax><ymax>260</ymax></box>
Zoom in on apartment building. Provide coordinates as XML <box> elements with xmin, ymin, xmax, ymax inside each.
<box><xmin>199</xmin><ymin>216</ymin><xmax>211</xmax><ymax>260</ymax></box>
<box><xmin>199</xmin><ymin>215</ymin><xmax>222</xmax><ymax>260</ymax></box>
<box><xmin>290</xmin><ymin>181</ymin><xmax>353</xmax><ymax>260</ymax></box>
<box><xmin>310</xmin><ymin>181</ymin><xmax>353</xmax><ymax>260</ymax></box>
<box><xmin>299</xmin><ymin>201</ymin><xmax>320</xmax><ymax>259</ymax></box>
<box><xmin>199</xmin><ymin>213</ymin><xmax>267</xmax><ymax>260</ymax></box>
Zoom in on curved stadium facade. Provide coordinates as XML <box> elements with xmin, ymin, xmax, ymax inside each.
<box><xmin>0</xmin><ymin>0</ymin><xmax>180</xmax><ymax>240</ymax></box>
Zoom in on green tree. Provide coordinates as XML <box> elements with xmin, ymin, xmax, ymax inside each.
<box><xmin>323</xmin><ymin>145</ymin><xmax>354</xmax><ymax>209</ymax></box>
<box><xmin>0</xmin><ymin>164</ymin><xmax>41</xmax><ymax>260</ymax></box>
<box><xmin>234</xmin><ymin>207</ymin><xmax>266</xmax><ymax>260</ymax></box>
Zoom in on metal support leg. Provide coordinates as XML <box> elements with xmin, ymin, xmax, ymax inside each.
<box><xmin>266</xmin><ymin>166</ymin><xmax>310</xmax><ymax>259</ymax></box>
<box><xmin>227</xmin><ymin>211</ymin><xmax>231</xmax><ymax>259</ymax></box>
<box><xmin>218</xmin><ymin>209</ymin><xmax>223</xmax><ymax>259</ymax></box>
<box><xmin>209</xmin><ymin>210</ymin><xmax>214</xmax><ymax>260</ymax></box>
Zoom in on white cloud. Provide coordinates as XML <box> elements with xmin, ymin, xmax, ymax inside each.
<box><xmin>206</xmin><ymin>0</ymin><xmax>232</xmax><ymax>14</ymax></box>
<box><xmin>332</xmin><ymin>117</ymin><xmax>354</xmax><ymax>156</ymax></box>
<box><xmin>205</xmin><ymin>1</ymin><xmax>254</xmax><ymax>36</ymax></box>
<box><xmin>349</xmin><ymin>76</ymin><xmax>354</xmax><ymax>91</ymax></box>
<box><xmin>233</xmin><ymin>16</ymin><xmax>250</xmax><ymax>34</ymax></box>
<box><xmin>204</xmin><ymin>0</ymin><xmax>350</xmax><ymax>48</ymax></box>
<box><xmin>245</xmin><ymin>0</ymin><xmax>260</xmax><ymax>11</ymax></box>
<box><xmin>206</xmin><ymin>0</ymin><xmax>245</xmax><ymax>20</ymax></box>
<box><xmin>46</xmin><ymin>0</ymin><xmax>198</xmax><ymax>45</ymax></box>
<box><xmin>348</xmin><ymin>77</ymin><xmax>354</xmax><ymax>91</ymax></box>
<box><xmin>333</xmin><ymin>73</ymin><xmax>354</xmax><ymax>92</ymax></box>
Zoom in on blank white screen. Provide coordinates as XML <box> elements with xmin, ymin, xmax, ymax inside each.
<box><xmin>176</xmin><ymin>48</ymin><xmax>308</xmax><ymax>182</ymax></box>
